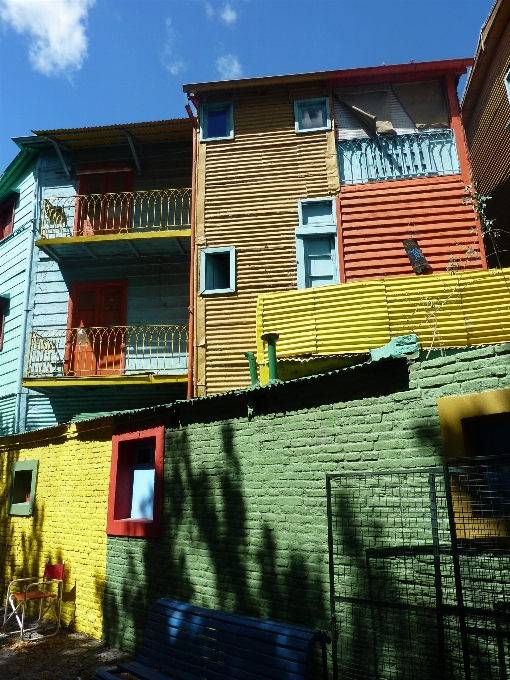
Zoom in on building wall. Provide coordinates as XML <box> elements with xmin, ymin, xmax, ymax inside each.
<box><xmin>463</xmin><ymin>15</ymin><xmax>510</xmax><ymax>267</ymax></box>
<box><xmin>24</xmin><ymin>146</ymin><xmax>191</xmax><ymax>431</ymax></box>
<box><xmin>0</xmin><ymin>418</ymin><xmax>114</xmax><ymax>638</ymax></box>
<box><xmin>102</xmin><ymin>344</ymin><xmax>510</xmax><ymax>661</ymax></box>
<box><xmin>195</xmin><ymin>79</ymin><xmax>483</xmax><ymax>396</ymax></box>
<box><xmin>0</xmin><ymin>164</ymin><xmax>37</xmax><ymax>435</ymax></box>
<box><xmin>194</xmin><ymin>83</ymin><xmax>338</xmax><ymax>396</ymax></box>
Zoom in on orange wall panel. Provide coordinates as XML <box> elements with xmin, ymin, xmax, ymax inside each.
<box><xmin>339</xmin><ymin>175</ymin><xmax>484</xmax><ymax>281</ymax></box>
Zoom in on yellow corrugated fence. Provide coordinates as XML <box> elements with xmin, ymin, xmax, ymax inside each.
<box><xmin>256</xmin><ymin>268</ymin><xmax>510</xmax><ymax>363</ymax></box>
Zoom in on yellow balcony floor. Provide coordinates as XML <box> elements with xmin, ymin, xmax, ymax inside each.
<box><xmin>23</xmin><ymin>373</ymin><xmax>188</xmax><ymax>389</ymax></box>
<box><xmin>35</xmin><ymin>229</ymin><xmax>191</xmax><ymax>262</ymax></box>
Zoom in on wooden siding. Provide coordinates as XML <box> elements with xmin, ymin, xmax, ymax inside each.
<box><xmin>463</xmin><ymin>16</ymin><xmax>510</xmax><ymax>268</ymax></box>
<box><xmin>339</xmin><ymin>175</ymin><xmax>484</xmax><ymax>281</ymax></box>
<box><xmin>25</xmin><ymin>149</ymin><xmax>191</xmax><ymax>430</ymax></box>
<box><xmin>194</xmin><ymin>83</ymin><xmax>338</xmax><ymax>395</ymax></box>
<box><xmin>256</xmin><ymin>267</ymin><xmax>510</xmax><ymax>363</ymax></box>
<box><xmin>0</xmin><ymin>165</ymin><xmax>36</xmax><ymax>435</ymax></box>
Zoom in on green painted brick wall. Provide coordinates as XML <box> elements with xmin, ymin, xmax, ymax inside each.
<box><xmin>103</xmin><ymin>345</ymin><xmax>510</xmax><ymax>664</ymax></box>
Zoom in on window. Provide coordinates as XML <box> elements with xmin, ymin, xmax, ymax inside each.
<box><xmin>506</xmin><ymin>68</ymin><xmax>510</xmax><ymax>103</ymax></box>
<box><xmin>0</xmin><ymin>296</ymin><xmax>8</xmax><ymax>351</ymax></box>
<box><xmin>200</xmin><ymin>247</ymin><xmax>236</xmax><ymax>295</ymax></box>
<box><xmin>296</xmin><ymin>199</ymin><xmax>339</xmax><ymax>289</ymax></box>
<box><xmin>200</xmin><ymin>102</ymin><xmax>234</xmax><ymax>142</ymax></box>
<box><xmin>294</xmin><ymin>98</ymin><xmax>331</xmax><ymax>133</ymax></box>
<box><xmin>0</xmin><ymin>197</ymin><xmax>15</xmax><ymax>241</ymax></box>
<box><xmin>107</xmin><ymin>426</ymin><xmax>164</xmax><ymax>537</ymax></box>
<box><xmin>8</xmin><ymin>461</ymin><xmax>38</xmax><ymax>516</ymax></box>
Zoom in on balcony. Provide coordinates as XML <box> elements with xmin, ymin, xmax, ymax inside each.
<box><xmin>255</xmin><ymin>267</ymin><xmax>510</xmax><ymax>381</ymax></box>
<box><xmin>336</xmin><ymin>130</ymin><xmax>460</xmax><ymax>185</ymax></box>
<box><xmin>23</xmin><ymin>324</ymin><xmax>188</xmax><ymax>388</ymax></box>
<box><xmin>36</xmin><ymin>188</ymin><xmax>192</xmax><ymax>261</ymax></box>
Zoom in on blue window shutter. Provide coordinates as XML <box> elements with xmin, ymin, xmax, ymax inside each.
<box><xmin>304</xmin><ymin>235</ymin><xmax>338</xmax><ymax>288</ymax></box>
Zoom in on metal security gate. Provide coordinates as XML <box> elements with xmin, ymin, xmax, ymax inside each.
<box><xmin>327</xmin><ymin>457</ymin><xmax>510</xmax><ymax>680</ymax></box>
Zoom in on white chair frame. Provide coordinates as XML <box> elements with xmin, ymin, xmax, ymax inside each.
<box><xmin>3</xmin><ymin>563</ymin><xmax>64</xmax><ymax>641</ymax></box>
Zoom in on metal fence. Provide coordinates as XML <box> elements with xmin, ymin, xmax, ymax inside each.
<box><xmin>26</xmin><ymin>325</ymin><xmax>188</xmax><ymax>378</ymax></box>
<box><xmin>336</xmin><ymin>130</ymin><xmax>460</xmax><ymax>185</ymax></box>
<box><xmin>40</xmin><ymin>188</ymin><xmax>192</xmax><ymax>238</ymax></box>
<box><xmin>327</xmin><ymin>456</ymin><xmax>510</xmax><ymax>680</ymax></box>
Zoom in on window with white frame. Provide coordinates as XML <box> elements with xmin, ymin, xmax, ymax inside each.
<box><xmin>200</xmin><ymin>247</ymin><xmax>236</xmax><ymax>295</ymax></box>
<box><xmin>295</xmin><ymin>199</ymin><xmax>339</xmax><ymax>289</ymax></box>
<box><xmin>294</xmin><ymin>98</ymin><xmax>331</xmax><ymax>133</ymax></box>
<box><xmin>505</xmin><ymin>68</ymin><xmax>510</xmax><ymax>104</ymax></box>
<box><xmin>200</xmin><ymin>102</ymin><xmax>234</xmax><ymax>141</ymax></box>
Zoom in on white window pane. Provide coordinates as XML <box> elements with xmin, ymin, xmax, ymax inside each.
<box><xmin>301</xmin><ymin>106</ymin><xmax>325</xmax><ymax>129</ymax></box>
<box><xmin>131</xmin><ymin>468</ymin><xmax>155</xmax><ymax>519</ymax></box>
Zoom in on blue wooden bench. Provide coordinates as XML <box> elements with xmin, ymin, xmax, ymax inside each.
<box><xmin>93</xmin><ymin>598</ymin><xmax>329</xmax><ymax>680</ymax></box>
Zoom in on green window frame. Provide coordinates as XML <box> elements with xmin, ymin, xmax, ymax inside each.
<box><xmin>199</xmin><ymin>101</ymin><xmax>234</xmax><ymax>142</ymax></box>
<box><xmin>294</xmin><ymin>97</ymin><xmax>331</xmax><ymax>133</ymax></box>
<box><xmin>8</xmin><ymin>460</ymin><xmax>38</xmax><ymax>516</ymax></box>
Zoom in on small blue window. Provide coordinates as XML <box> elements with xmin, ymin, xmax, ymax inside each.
<box><xmin>294</xmin><ymin>98</ymin><xmax>331</xmax><ymax>133</ymax></box>
<box><xmin>296</xmin><ymin>198</ymin><xmax>339</xmax><ymax>289</ymax></box>
<box><xmin>200</xmin><ymin>102</ymin><xmax>234</xmax><ymax>142</ymax></box>
<box><xmin>130</xmin><ymin>441</ymin><xmax>155</xmax><ymax>520</ymax></box>
<box><xmin>200</xmin><ymin>247</ymin><xmax>236</xmax><ymax>295</ymax></box>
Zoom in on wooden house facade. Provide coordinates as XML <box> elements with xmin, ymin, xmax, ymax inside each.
<box><xmin>183</xmin><ymin>59</ymin><xmax>490</xmax><ymax>396</ymax></box>
<box><xmin>462</xmin><ymin>0</ymin><xmax>510</xmax><ymax>268</ymax></box>
<box><xmin>0</xmin><ymin>119</ymin><xmax>193</xmax><ymax>432</ymax></box>
<box><xmin>0</xmin><ymin>149</ymin><xmax>39</xmax><ymax>435</ymax></box>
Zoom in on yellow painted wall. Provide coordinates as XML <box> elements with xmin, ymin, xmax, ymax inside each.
<box><xmin>0</xmin><ymin>419</ymin><xmax>113</xmax><ymax>639</ymax></box>
<box><xmin>256</xmin><ymin>267</ymin><xmax>510</xmax><ymax>369</ymax></box>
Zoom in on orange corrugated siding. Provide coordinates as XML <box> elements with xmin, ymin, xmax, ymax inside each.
<box><xmin>339</xmin><ymin>175</ymin><xmax>483</xmax><ymax>281</ymax></box>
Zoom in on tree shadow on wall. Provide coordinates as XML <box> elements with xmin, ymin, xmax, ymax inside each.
<box><xmin>101</xmin><ymin>420</ymin><xmax>328</xmax><ymax>660</ymax></box>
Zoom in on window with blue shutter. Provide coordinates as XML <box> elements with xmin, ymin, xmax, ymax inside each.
<box><xmin>296</xmin><ymin>199</ymin><xmax>339</xmax><ymax>289</ymax></box>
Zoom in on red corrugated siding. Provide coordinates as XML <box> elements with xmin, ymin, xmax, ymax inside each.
<box><xmin>339</xmin><ymin>175</ymin><xmax>484</xmax><ymax>281</ymax></box>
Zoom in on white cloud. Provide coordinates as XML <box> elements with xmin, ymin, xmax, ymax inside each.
<box><xmin>161</xmin><ymin>17</ymin><xmax>186</xmax><ymax>76</ymax></box>
<box><xmin>205</xmin><ymin>2</ymin><xmax>214</xmax><ymax>18</ymax></box>
<box><xmin>220</xmin><ymin>2</ymin><xmax>236</xmax><ymax>24</ymax></box>
<box><xmin>216</xmin><ymin>54</ymin><xmax>242</xmax><ymax>80</ymax></box>
<box><xmin>0</xmin><ymin>0</ymin><xmax>95</xmax><ymax>77</ymax></box>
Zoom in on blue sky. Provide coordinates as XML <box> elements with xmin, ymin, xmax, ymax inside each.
<box><xmin>0</xmin><ymin>0</ymin><xmax>491</xmax><ymax>170</ymax></box>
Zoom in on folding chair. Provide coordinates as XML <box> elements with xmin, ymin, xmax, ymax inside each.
<box><xmin>3</xmin><ymin>560</ymin><xmax>65</xmax><ymax>640</ymax></box>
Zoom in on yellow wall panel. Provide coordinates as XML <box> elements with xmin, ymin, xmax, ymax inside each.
<box><xmin>257</xmin><ymin>268</ymin><xmax>510</xmax><ymax>365</ymax></box>
<box><xmin>0</xmin><ymin>421</ymin><xmax>113</xmax><ymax>639</ymax></box>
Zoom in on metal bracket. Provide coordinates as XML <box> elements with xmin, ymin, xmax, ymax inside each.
<box><xmin>45</xmin><ymin>137</ymin><xmax>71</xmax><ymax>180</ymax></box>
<box><xmin>122</xmin><ymin>130</ymin><xmax>142</xmax><ymax>175</ymax></box>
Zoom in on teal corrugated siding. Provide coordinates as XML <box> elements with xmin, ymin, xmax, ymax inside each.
<box><xmin>0</xmin><ymin>164</ymin><xmax>36</xmax><ymax>435</ymax></box>
<box><xmin>26</xmin><ymin>153</ymin><xmax>191</xmax><ymax>431</ymax></box>
<box><xmin>25</xmin><ymin>384</ymin><xmax>186</xmax><ymax>431</ymax></box>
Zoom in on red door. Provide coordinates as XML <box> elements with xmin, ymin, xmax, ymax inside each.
<box><xmin>66</xmin><ymin>282</ymin><xmax>127</xmax><ymax>376</ymax></box>
<box><xmin>74</xmin><ymin>170</ymin><xmax>133</xmax><ymax>236</ymax></box>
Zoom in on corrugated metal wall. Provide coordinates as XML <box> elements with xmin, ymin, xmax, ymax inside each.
<box><xmin>339</xmin><ymin>174</ymin><xmax>483</xmax><ymax>280</ymax></box>
<box><xmin>256</xmin><ymin>267</ymin><xmax>510</xmax><ymax>362</ymax></box>
<box><xmin>25</xmin><ymin>148</ymin><xmax>191</xmax><ymax>430</ymax></box>
<box><xmin>0</xmin><ymin>165</ymin><xmax>36</xmax><ymax>435</ymax></box>
<box><xmin>194</xmin><ymin>83</ymin><xmax>338</xmax><ymax>396</ymax></box>
<box><xmin>463</xmin><ymin>16</ymin><xmax>510</xmax><ymax>268</ymax></box>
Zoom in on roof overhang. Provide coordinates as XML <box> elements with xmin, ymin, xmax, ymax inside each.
<box><xmin>462</xmin><ymin>0</ymin><xmax>510</xmax><ymax>125</ymax></box>
<box><xmin>14</xmin><ymin>118</ymin><xmax>193</xmax><ymax>153</ymax></box>
<box><xmin>183</xmin><ymin>58</ymin><xmax>473</xmax><ymax>95</ymax></box>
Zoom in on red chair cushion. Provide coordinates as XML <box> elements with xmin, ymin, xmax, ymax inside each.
<box><xmin>12</xmin><ymin>591</ymin><xmax>55</xmax><ymax>601</ymax></box>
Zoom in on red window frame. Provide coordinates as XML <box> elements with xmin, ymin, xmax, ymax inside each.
<box><xmin>107</xmin><ymin>426</ymin><xmax>164</xmax><ymax>537</ymax></box>
<box><xmin>0</xmin><ymin>197</ymin><xmax>15</xmax><ymax>241</ymax></box>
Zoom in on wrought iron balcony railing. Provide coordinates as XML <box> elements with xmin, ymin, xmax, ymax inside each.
<box><xmin>40</xmin><ymin>188</ymin><xmax>192</xmax><ymax>239</ymax></box>
<box><xmin>336</xmin><ymin>130</ymin><xmax>460</xmax><ymax>185</ymax></box>
<box><xmin>26</xmin><ymin>325</ymin><xmax>188</xmax><ymax>378</ymax></box>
